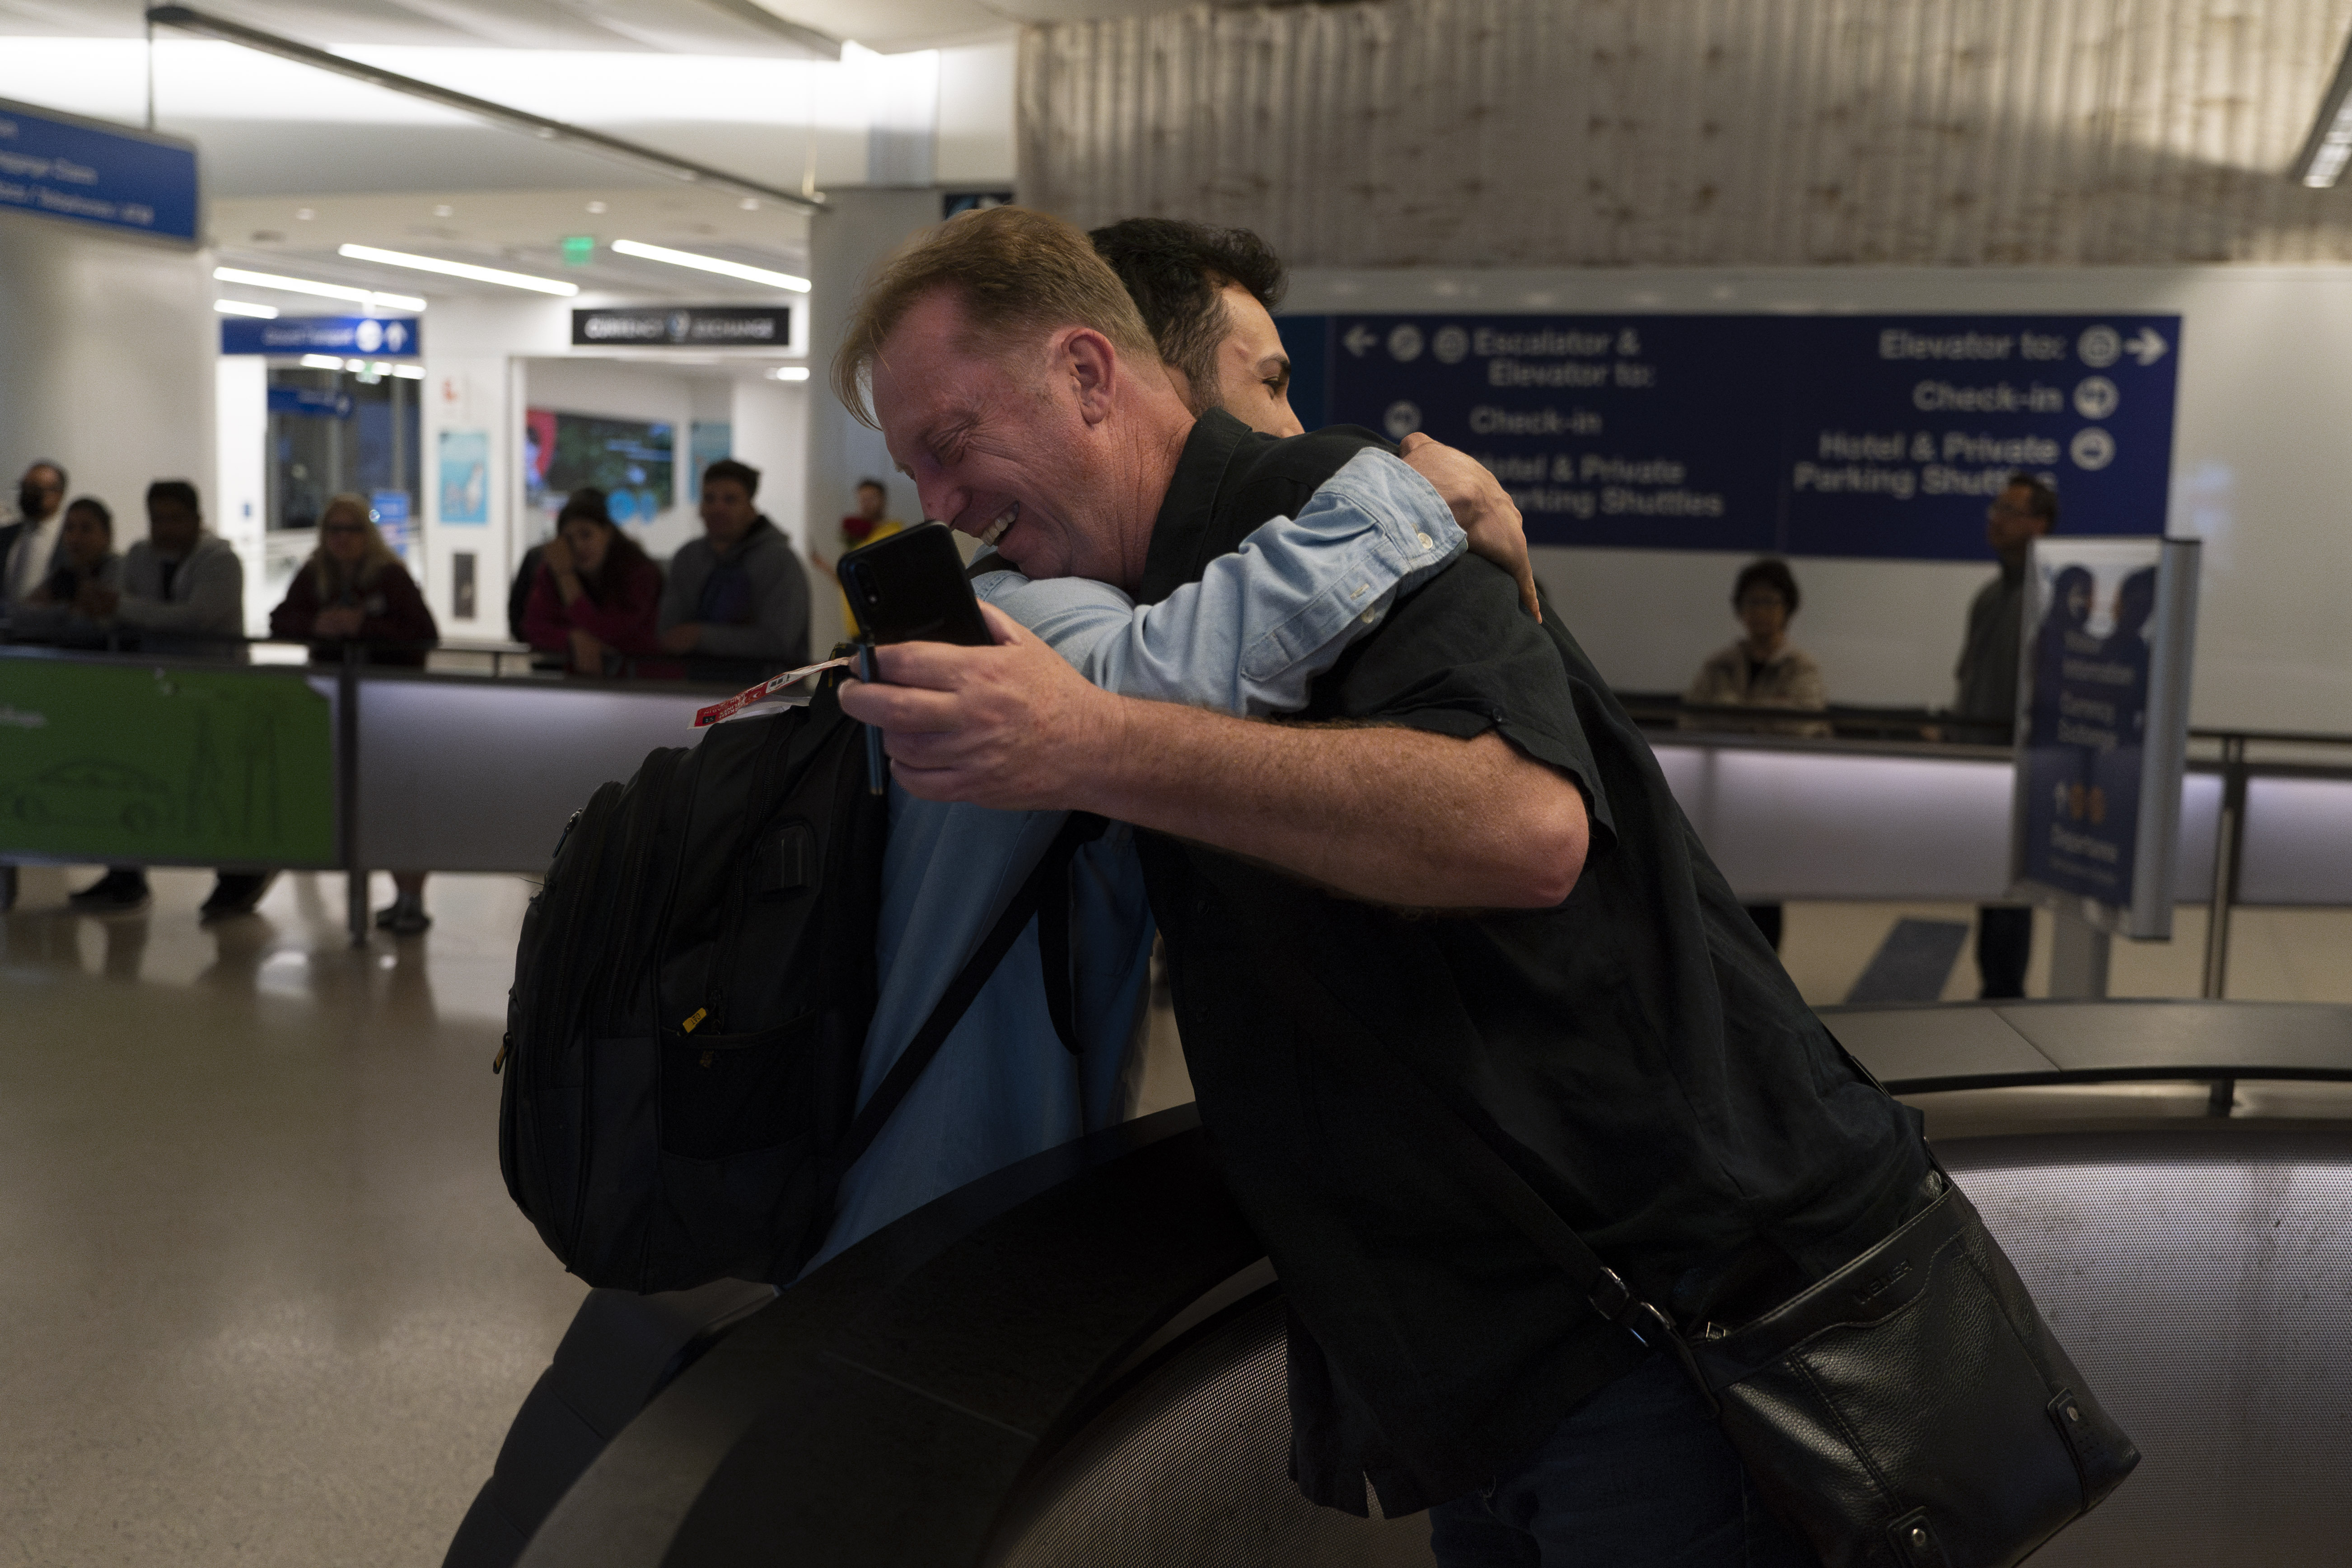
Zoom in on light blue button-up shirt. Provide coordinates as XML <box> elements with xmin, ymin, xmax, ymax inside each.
<box><xmin>804</xmin><ymin>450</ymin><xmax>1463</xmax><ymax>1272</ymax></box>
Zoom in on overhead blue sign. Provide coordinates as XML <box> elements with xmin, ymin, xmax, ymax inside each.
<box><xmin>1279</xmin><ymin>313</ymin><xmax>2181</xmax><ymax>561</ymax></box>
<box><xmin>221</xmin><ymin>315</ymin><xmax>421</xmax><ymax>357</ymax></box>
<box><xmin>0</xmin><ymin>96</ymin><xmax>198</xmax><ymax>244</ymax></box>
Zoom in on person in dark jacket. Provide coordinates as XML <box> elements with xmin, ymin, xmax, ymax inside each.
<box><xmin>657</xmin><ymin>458</ymin><xmax>810</xmax><ymax>684</ymax></box>
<box><xmin>10</xmin><ymin>496</ymin><xmax>122</xmax><ymax>646</ymax></box>
<box><xmin>522</xmin><ymin>488</ymin><xmax>669</xmax><ymax>677</ymax></box>
<box><xmin>1953</xmin><ymin>471</ymin><xmax>2058</xmax><ymax>997</ymax></box>
<box><xmin>267</xmin><ymin>492</ymin><xmax>441</xmax><ymax>936</ymax></box>
<box><xmin>269</xmin><ymin>493</ymin><xmax>438</xmax><ymax>666</ymax></box>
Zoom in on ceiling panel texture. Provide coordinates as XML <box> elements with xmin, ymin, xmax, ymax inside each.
<box><xmin>1020</xmin><ymin>0</ymin><xmax>2352</xmax><ymax>267</ymax></box>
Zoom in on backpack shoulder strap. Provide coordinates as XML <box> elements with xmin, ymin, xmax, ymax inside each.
<box><xmin>830</xmin><ymin>810</ymin><xmax>1106</xmax><ymax>1174</ymax></box>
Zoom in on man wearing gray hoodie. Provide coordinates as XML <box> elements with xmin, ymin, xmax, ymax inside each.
<box><xmin>657</xmin><ymin>458</ymin><xmax>810</xmax><ymax>686</ymax></box>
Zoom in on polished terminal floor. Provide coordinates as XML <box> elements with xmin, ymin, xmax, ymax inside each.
<box><xmin>5</xmin><ymin>866</ymin><xmax>2351</xmax><ymax>1566</ymax></box>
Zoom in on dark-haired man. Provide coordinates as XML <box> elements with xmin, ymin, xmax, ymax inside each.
<box><xmin>70</xmin><ymin>480</ymin><xmax>259</xmax><ymax>917</ymax></box>
<box><xmin>659</xmin><ymin>457</ymin><xmax>811</xmax><ymax>682</ymax></box>
<box><xmin>1954</xmin><ymin>470</ymin><xmax>2059</xmax><ymax>997</ymax></box>
<box><xmin>1090</xmin><ymin>217</ymin><xmax>1302</xmax><ymax>438</ymax></box>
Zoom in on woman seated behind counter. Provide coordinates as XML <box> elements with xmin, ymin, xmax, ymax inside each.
<box><xmin>269</xmin><ymin>492</ymin><xmax>440</xmax><ymax>936</ymax></box>
<box><xmin>269</xmin><ymin>492</ymin><xmax>438</xmax><ymax>665</ymax></box>
<box><xmin>10</xmin><ymin>496</ymin><xmax>122</xmax><ymax>645</ymax></box>
<box><xmin>521</xmin><ymin>488</ymin><xmax>669</xmax><ymax>678</ymax></box>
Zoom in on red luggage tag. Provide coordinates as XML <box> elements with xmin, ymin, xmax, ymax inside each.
<box><xmin>691</xmin><ymin>655</ymin><xmax>856</xmax><ymax>728</ymax></box>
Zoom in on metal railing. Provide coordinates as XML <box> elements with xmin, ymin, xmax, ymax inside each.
<box><xmin>1633</xmin><ymin>693</ymin><xmax>2352</xmax><ymax>1000</ymax></box>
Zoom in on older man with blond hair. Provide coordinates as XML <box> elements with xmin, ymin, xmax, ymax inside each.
<box><xmin>838</xmin><ymin>207</ymin><xmax>1926</xmax><ymax>1566</ymax></box>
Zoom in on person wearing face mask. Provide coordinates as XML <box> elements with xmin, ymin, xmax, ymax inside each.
<box><xmin>1</xmin><ymin>460</ymin><xmax>70</xmax><ymax>615</ymax></box>
<box><xmin>9</xmin><ymin>496</ymin><xmax>121</xmax><ymax>646</ymax></box>
<box><xmin>1089</xmin><ymin>218</ymin><xmax>1305</xmax><ymax>437</ymax></box>
<box><xmin>68</xmin><ymin>481</ymin><xmax>256</xmax><ymax>918</ymax></box>
<box><xmin>522</xmin><ymin>488</ymin><xmax>668</xmax><ymax>677</ymax></box>
<box><xmin>656</xmin><ymin>458</ymin><xmax>811</xmax><ymax>686</ymax></box>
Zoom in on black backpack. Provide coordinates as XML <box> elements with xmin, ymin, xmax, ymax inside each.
<box><xmin>497</xmin><ymin>669</ymin><xmax>1102</xmax><ymax>1293</ymax></box>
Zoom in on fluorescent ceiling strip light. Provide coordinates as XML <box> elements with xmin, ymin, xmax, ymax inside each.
<box><xmin>338</xmin><ymin>243</ymin><xmax>578</xmax><ymax>296</ymax></box>
<box><xmin>145</xmin><ymin>5</ymin><xmax>827</xmax><ymax>214</ymax></box>
<box><xmin>213</xmin><ymin>266</ymin><xmax>426</xmax><ymax>312</ymax></box>
<box><xmin>611</xmin><ymin>239</ymin><xmax>809</xmax><ymax>293</ymax></box>
<box><xmin>766</xmin><ymin>366</ymin><xmax>811</xmax><ymax>380</ymax></box>
<box><xmin>2293</xmin><ymin>25</ymin><xmax>2352</xmax><ymax>186</ymax></box>
<box><xmin>298</xmin><ymin>354</ymin><xmax>346</xmax><ymax>369</ymax></box>
<box><xmin>215</xmin><ymin>299</ymin><xmax>279</xmax><ymax>318</ymax></box>
<box><xmin>391</xmin><ymin>364</ymin><xmax>425</xmax><ymax>379</ymax></box>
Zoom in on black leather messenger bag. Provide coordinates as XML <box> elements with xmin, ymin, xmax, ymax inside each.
<box><xmin>1389</xmin><ymin>1044</ymin><xmax>2141</xmax><ymax>1568</ymax></box>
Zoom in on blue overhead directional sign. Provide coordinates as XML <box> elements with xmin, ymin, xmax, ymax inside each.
<box><xmin>221</xmin><ymin>315</ymin><xmax>421</xmax><ymax>357</ymax></box>
<box><xmin>0</xmin><ymin>96</ymin><xmax>198</xmax><ymax>244</ymax></box>
<box><xmin>1278</xmin><ymin>313</ymin><xmax>2181</xmax><ymax>561</ymax></box>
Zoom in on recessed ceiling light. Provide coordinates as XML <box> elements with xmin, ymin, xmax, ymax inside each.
<box><xmin>433</xmin><ymin>204</ymin><xmax>454</xmax><ymax>217</ymax></box>
<box><xmin>611</xmin><ymin>239</ymin><xmax>809</xmax><ymax>292</ymax></box>
<box><xmin>739</xmin><ymin>198</ymin><xmax>759</xmax><ymax>211</ymax></box>
<box><xmin>215</xmin><ymin>300</ymin><xmax>279</xmax><ymax>318</ymax></box>
<box><xmin>296</xmin><ymin>207</ymin><xmax>315</xmax><ymax>220</ymax></box>
<box><xmin>212</xmin><ymin>266</ymin><xmax>427</xmax><ymax>312</ymax></box>
<box><xmin>337</xmin><ymin>243</ymin><xmax>579</xmax><ymax>296</ymax></box>
<box><xmin>586</xmin><ymin>200</ymin><xmax>608</xmax><ymax>214</ymax></box>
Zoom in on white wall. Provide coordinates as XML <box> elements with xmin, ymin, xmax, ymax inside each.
<box><xmin>212</xmin><ymin>356</ymin><xmax>269</xmax><ymax>634</ymax></box>
<box><xmin>0</xmin><ymin>211</ymin><xmax>213</xmax><ymax>560</ymax></box>
<box><xmin>1286</xmin><ymin>265</ymin><xmax>2352</xmax><ymax>734</ymax></box>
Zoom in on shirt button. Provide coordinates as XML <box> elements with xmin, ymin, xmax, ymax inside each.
<box><xmin>1361</xmin><ymin>607</ymin><xmax>1378</xmax><ymax>624</ymax></box>
<box><xmin>1417</xmin><ymin>533</ymin><xmax>1432</xmax><ymax>549</ymax></box>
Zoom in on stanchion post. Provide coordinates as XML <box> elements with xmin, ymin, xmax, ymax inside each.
<box><xmin>339</xmin><ymin>642</ymin><xmax>366</xmax><ymax>947</ymax></box>
<box><xmin>2201</xmin><ymin>735</ymin><xmax>2247</xmax><ymax>999</ymax></box>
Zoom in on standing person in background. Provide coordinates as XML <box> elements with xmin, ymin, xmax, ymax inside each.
<box><xmin>68</xmin><ymin>481</ymin><xmax>255</xmax><ymax>919</ymax></box>
<box><xmin>1682</xmin><ymin>557</ymin><xmax>1826</xmax><ymax>952</ymax></box>
<box><xmin>807</xmin><ymin>477</ymin><xmax>904</xmax><ymax>637</ymax></box>
<box><xmin>522</xmin><ymin>488</ymin><xmax>668</xmax><ymax>677</ymax></box>
<box><xmin>1953</xmin><ymin>472</ymin><xmax>2059</xmax><ymax>998</ymax></box>
<box><xmin>267</xmin><ymin>491</ymin><xmax>441</xmax><ymax>934</ymax></box>
<box><xmin>11</xmin><ymin>497</ymin><xmax>121</xmax><ymax>646</ymax></box>
<box><xmin>1</xmin><ymin>460</ymin><xmax>69</xmax><ymax>613</ymax></box>
<box><xmin>658</xmin><ymin>458</ymin><xmax>810</xmax><ymax>684</ymax></box>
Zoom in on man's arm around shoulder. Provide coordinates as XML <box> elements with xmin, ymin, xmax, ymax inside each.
<box><xmin>840</xmin><ymin>600</ymin><xmax>1587</xmax><ymax>910</ymax></box>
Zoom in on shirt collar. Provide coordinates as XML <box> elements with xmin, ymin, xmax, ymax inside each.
<box><xmin>1141</xmin><ymin>409</ymin><xmax>1245</xmax><ymax>603</ymax></box>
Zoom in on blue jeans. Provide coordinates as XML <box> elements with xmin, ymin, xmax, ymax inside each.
<box><xmin>1427</xmin><ymin>1355</ymin><xmax>1818</xmax><ymax>1568</ymax></box>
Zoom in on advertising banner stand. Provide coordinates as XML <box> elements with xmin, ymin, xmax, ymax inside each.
<box><xmin>2008</xmin><ymin>536</ymin><xmax>2201</xmax><ymax>996</ymax></box>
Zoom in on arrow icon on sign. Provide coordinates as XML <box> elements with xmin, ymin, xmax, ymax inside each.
<box><xmin>2124</xmin><ymin>328</ymin><xmax>2168</xmax><ymax>367</ymax></box>
<box><xmin>1342</xmin><ymin>323</ymin><xmax>1377</xmax><ymax>358</ymax></box>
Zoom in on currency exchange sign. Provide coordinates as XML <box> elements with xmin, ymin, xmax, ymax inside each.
<box><xmin>1279</xmin><ymin>313</ymin><xmax>2182</xmax><ymax>561</ymax></box>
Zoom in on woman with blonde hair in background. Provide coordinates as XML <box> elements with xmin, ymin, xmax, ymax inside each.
<box><xmin>269</xmin><ymin>493</ymin><xmax>440</xmax><ymax>934</ymax></box>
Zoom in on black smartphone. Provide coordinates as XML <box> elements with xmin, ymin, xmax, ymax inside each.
<box><xmin>837</xmin><ymin>521</ymin><xmax>992</xmax><ymax>646</ymax></box>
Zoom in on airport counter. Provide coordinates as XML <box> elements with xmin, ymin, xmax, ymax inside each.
<box><xmin>6</xmin><ymin>646</ymin><xmax>2352</xmax><ymax>947</ymax></box>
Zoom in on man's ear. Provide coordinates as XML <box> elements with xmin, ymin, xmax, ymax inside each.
<box><xmin>1061</xmin><ymin>327</ymin><xmax>1120</xmax><ymax>426</ymax></box>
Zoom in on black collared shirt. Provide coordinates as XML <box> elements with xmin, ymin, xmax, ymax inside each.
<box><xmin>1136</xmin><ymin>411</ymin><xmax>1927</xmax><ymax>1517</ymax></box>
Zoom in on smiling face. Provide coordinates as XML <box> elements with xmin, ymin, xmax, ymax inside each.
<box><xmin>1205</xmin><ymin>284</ymin><xmax>1302</xmax><ymax>437</ymax></box>
<box><xmin>870</xmin><ymin>287</ymin><xmax>1139</xmax><ymax>585</ymax></box>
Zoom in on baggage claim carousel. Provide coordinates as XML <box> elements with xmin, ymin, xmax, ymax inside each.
<box><xmin>473</xmin><ymin>1001</ymin><xmax>2352</xmax><ymax>1567</ymax></box>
